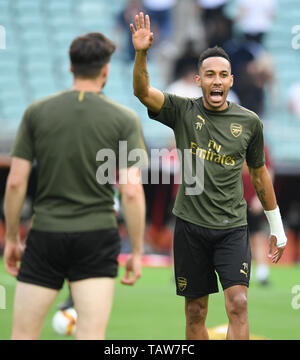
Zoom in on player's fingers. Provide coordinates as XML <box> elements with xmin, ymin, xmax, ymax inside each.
<box><xmin>120</xmin><ymin>268</ymin><xmax>133</xmax><ymax>285</ymax></box>
<box><xmin>271</xmin><ymin>249</ymin><xmax>278</xmax><ymax>263</ymax></box>
<box><xmin>268</xmin><ymin>236</ymin><xmax>276</xmax><ymax>258</ymax></box>
<box><xmin>121</xmin><ymin>274</ymin><xmax>135</xmax><ymax>285</ymax></box>
<box><xmin>20</xmin><ymin>242</ymin><xmax>26</xmax><ymax>254</ymax></box>
<box><xmin>135</xmin><ymin>14</ymin><xmax>140</xmax><ymax>30</ymax></box>
<box><xmin>149</xmin><ymin>33</ymin><xmax>154</xmax><ymax>43</ymax></box>
<box><xmin>268</xmin><ymin>242</ymin><xmax>273</xmax><ymax>258</ymax></box>
<box><xmin>135</xmin><ymin>267</ymin><xmax>142</xmax><ymax>280</ymax></box>
<box><xmin>130</xmin><ymin>23</ymin><xmax>136</xmax><ymax>34</ymax></box>
<box><xmin>139</xmin><ymin>12</ymin><xmax>145</xmax><ymax>28</ymax></box>
<box><xmin>278</xmin><ymin>247</ymin><xmax>285</xmax><ymax>261</ymax></box>
<box><xmin>9</xmin><ymin>268</ymin><xmax>18</xmax><ymax>277</ymax></box>
<box><xmin>129</xmin><ymin>272</ymin><xmax>140</xmax><ymax>285</ymax></box>
<box><xmin>145</xmin><ymin>14</ymin><xmax>151</xmax><ymax>31</ymax></box>
<box><xmin>4</xmin><ymin>261</ymin><xmax>18</xmax><ymax>277</ymax></box>
<box><xmin>131</xmin><ymin>269</ymin><xmax>141</xmax><ymax>284</ymax></box>
<box><xmin>273</xmin><ymin>247</ymin><xmax>284</xmax><ymax>263</ymax></box>
<box><xmin>273</xmin><ymin>249</ymin><xmax>281</xmax><ymax>263</ymax></box>
<box><xmin>121</xmin><ymin>268</ymin><xmax>141</xmax><ymax>285</ymax></box>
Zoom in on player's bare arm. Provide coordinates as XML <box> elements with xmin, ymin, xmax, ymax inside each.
<box><xmin>249</xmin><ymin>165</ymin><xmax>276</xmax><ymax>210</ymax></box>
<box><xmin>119</xmin><ymin>167</ymin><xmax>145</xmax><ymax>285</ymax></box>
<box><xmin>130</xmin><ymin>12</ymin><xmax>164</xmax><ymax>113</ymax></box>
<box><xmin>249</xmin><ymin>165</ymin><xmax>287</xmax><ymax>263</ymax></box>
<box><xmin>4</xmin><ymin>157</ymin><xmax>32</xmax><ymax>275</ymax></box>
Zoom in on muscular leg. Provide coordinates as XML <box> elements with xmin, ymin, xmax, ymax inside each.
<box><xmin>70</xmin><ymin>277</ymin><xmax>115</xmax><ymax>340</ymax></box>
<box><xmin>224</xmin><ymin>285</ymin><xmax>249</xmax><ymax>340</ymax></box>
<box><xmin>12</xmin><ymin>281</ymin><xmax>59</xmax><ymax>339</ymax></box>
<box><xmin>185</xmin><ymin>296</ymin><xmax>209</xmax><ymax>340</ymax></box>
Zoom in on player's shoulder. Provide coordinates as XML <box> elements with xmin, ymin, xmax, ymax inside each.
<box><xmin>164</xmin><ymin>91</ymin><xmax>200</xmax><ymax>110</ymax></box>
<box><xmin>100</xmin><ymin>93</ymin><xmax>139</xmax><ymax>121</ymax></box>
<box><xmin>231</xmin><ymin>102</ymin><xmax>260</xmax><ymax>121</ymax></box>
<box><xmin>25</xmin><ymin>91</ymin><xmax>67</xmax><ymax>116</ymax></box>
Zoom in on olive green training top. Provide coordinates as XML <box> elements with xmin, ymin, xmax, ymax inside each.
<box><xmin>149</xmin><ymin>93</ymin><xmax>265</xmax><ymax>229</ymax></box>
<box><xmin>11</xmin><ymin>90</ymin><xmax>147</xmax><ymax>232</ymax></box>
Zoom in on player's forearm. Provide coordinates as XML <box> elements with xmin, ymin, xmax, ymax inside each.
<box><xmin>121</xmin><ymin>184</ymin><xmax>145</xmax><ymax>255</ymax></box>
<box><xmin>249</xmin><ymin>165</ymin><xmax>287</xmax><ymax>248</ymax></box>
<box><xmin>249</xmin><ymin>166</ymin><xmax>277</xmax><ymax>211</ymax></box>
<box><xmin>4</xmin><ymin>182</ymin><xmax>27</xmax><ymax>241</ymax></box>
<box><xmin>133</xmin><ymin>50</ymin><xmax>150</xmax><ymax>100</ymax></box>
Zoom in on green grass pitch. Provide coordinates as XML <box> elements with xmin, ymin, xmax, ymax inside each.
<box><xmin>0</xmin><ymin>257</ymin><xmax>299</xmax><ymax>340</ymax></box>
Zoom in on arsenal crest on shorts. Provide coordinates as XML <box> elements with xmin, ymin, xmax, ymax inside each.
<box><xmin>177</xmin><ymin>277</ymin><xmax>187</xmax><ymax>291</ymax></box>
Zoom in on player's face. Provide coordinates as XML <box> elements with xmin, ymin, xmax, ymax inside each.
<box><xmin>195</xmin><ymin>57</ymin><xmax>233</xmax><ymax>111</ymax></box>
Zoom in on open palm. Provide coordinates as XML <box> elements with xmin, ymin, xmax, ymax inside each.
<box><xmin>130</xmin><ymin>12</ymin><xmax>153</xmax><ymax>51</ymax></box>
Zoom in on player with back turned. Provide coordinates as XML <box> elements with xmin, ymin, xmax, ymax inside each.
<box><xmin>4</xmin><ymin>32</ymin><xmax>147</xmax><ymax>340</ymax></box>
<box><xmin>130</xmin><ymin>12</ymin><xmax>287</xmax><ymax>340</ymax></box>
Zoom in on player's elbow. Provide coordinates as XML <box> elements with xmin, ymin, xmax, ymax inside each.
<box><xmin>6</xmin><ymin>176</ymin><xmax>27</xmax><ymax>191</ymax></box>
<box><xmin>251</xmin><ymin>176</ymin><xmax>263</xmax><ymax>191</ymax></box>
<box><xmin>249</xmin><ymin>165</ymin><xmax>266</xmax><ymax>186</ymax></box>
<box><xmin>122</xmin><ymin>183</ymin><xmax>144</xmax><ymax>201</ymax></box>
<box><xmin>6</xmin><ymin>158</ymin><xmax>32</xmax><ymax>191</ymax></box>
<box><xmin>133</xmin><ymin>88</ymin><xmax>148</xmax><ymax>102</ymax></box>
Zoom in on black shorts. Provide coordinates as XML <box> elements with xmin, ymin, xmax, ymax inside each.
<box><xmin>17</xmin><ymin>228</ymin><xmax>121</xmax><ymax>290</ymax></box>
<box><xmin>173</xmin><ymin>217</ymin><xmax>251</xmax><ymax>298</ymax></box>
<box><xmin>247</xmin><ymin>208</ymin><xmax>266</xmax><ymax>235</ymax></box>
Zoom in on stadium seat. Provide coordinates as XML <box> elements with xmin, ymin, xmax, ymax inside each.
<box><xmin>0</xmin><ymin>71</ymin><xmax>21</xmax><ymax>88</ymax></box>
<box><xmin>11</xmin><ymin>0</ymin><xmax>42</xmax><ymax>11</ymax></box>
<box><xmin>3</xmin><ymin>0</ymin><xmax>298</xmax><ymax>155</ymax></box>
<box><xmin>23</xmin><ymin>59</ymin><xmax>53</xmax><ymax>77</ymax></box>
<box><xmin>258</xmin><ymin>0</ymin><xmax>300</xmax><ymax>164</ymax></box>
<box><xmin>0</xmin><ymin>52</ymin><xmax>19</xmax><ymax>69</ymax></box>
<box><xmin>0</xmin><ymin>4</ymin><xmax>9</xmax><ymax>23</ymax></box>
<box><xmin>44</xmin><ymin>0</ymin><xmax>74</xmax><ymax>15</ymax></box>
<box><xmin>1</xmin><ymin>100</ymin><xmax>26</xmax><ymax>123</ymax></box>
<box><xmin>13</xmin><ymin>9</ymin><xmax>43</xmax><ymax>27</ymax></box>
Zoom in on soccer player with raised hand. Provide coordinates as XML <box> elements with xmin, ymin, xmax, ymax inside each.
<box><xmin>131</xmin><ymin>12</ymin><xmax>287</xmax><ymax>340</ymax></box>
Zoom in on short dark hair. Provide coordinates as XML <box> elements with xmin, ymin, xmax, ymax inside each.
<box><xmin>69</xmin><ymin>32</ymin><xmax>116</xmax><ymax>78</ymax></box>
<box><xmin>198</xmin><ymin>46</ymin><xmax>231</xmax><ymax>70</ymax></box>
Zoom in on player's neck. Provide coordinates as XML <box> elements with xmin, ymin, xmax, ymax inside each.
<box><xmin>202</xmin><ymin>97</ymin><xmax>229</xmax><ymax>112</ymax></box>
<box><xmin>72</xmin><ymin>77</ymin><xmax>105</xmax><ymax>93</ymax></box>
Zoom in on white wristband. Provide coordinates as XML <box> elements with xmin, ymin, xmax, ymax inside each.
<box><xmin>264</xmin><ymin>206</ymin><xmax>287</xmax><ymax>248</ymax></box>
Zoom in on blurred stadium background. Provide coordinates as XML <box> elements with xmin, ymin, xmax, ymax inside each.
<box><xmin>0</xmin><ymin>0</ymin><xmax>300</xmax><ymax>340</ymax></box>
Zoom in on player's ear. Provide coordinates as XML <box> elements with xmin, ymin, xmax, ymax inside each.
<box><xmin>70</xmin><ymin>63</ymin><xmax>74</xmax><ymax>74</ymax></box>
<box><xmin>195</xmin><ymin>74</ymin><xmax>201</xmax><ymax>87</ymax></box>
<box><xmin>101</xmin><ymin>63</ymin><xmax>110</xmax><ymax>78</ymax></box>
<box><xmin>230</xmin><ymin>74</ymin><xmax>234</xmax><ymax>88</ymax></box>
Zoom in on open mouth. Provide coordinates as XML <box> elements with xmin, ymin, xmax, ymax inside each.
<box><xmin>210</xmin><ymin>90</ymin><xmax>224</xmax><ymax>102</ymax></box>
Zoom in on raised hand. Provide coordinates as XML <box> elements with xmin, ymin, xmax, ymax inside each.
<box><xmin>130</xmin><ymin>12</ymin><xmax>153</xmax><ymax>52</ymax></box>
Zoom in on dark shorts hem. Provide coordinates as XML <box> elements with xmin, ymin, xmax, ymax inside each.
<box><xmin>17</xmin><ymin>272</ymin><xmax>118</xmax><ymax>291</ymax></box>
<box><xmin>222</xmin><ymin>281</ymin><xmax>249</xmax><ymax>291</ymax></box>
<box><xmin>16</xmin><ymin>276</ymin><xmax>63</xmax><ymax>291</ymax></box>
<box><xmin>176</xmin><ymin>289</ymin><xmax>219</xmax><ymax>298</ymax></box>
<box><xmin>69</xmin><ymin>272</ymin><xmax>118</xmax><ymax>283</ymax></box>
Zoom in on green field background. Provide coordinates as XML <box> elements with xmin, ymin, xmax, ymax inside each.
<box><xmin>0</xmin><ymin>258</ymin><xmax>300</xmax><ymax>340</ymax></box>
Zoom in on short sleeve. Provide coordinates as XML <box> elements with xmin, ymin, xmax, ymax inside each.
<box><xmin>10</xmin><ymin>107</ymin><xmax>35</xmax><ymax>162</ymax></box>
<box><xmin>120</xmin><ymin>113</ymin><xmax>148</xmax><ymax>169</ymax></box>
<box><xmin>246</xmin><ymin>118</ymin><xmax>265</xmax><ymax>168</ymax></box>
<box><xmin>264</xmin><ymin>146</ymin><xmax>273</xmax><ymax>171</ymax></box>
<box><xmin>148</xmin><ymin>92</ymin><xmax>189</xmax><ymax>129</ymax></box>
